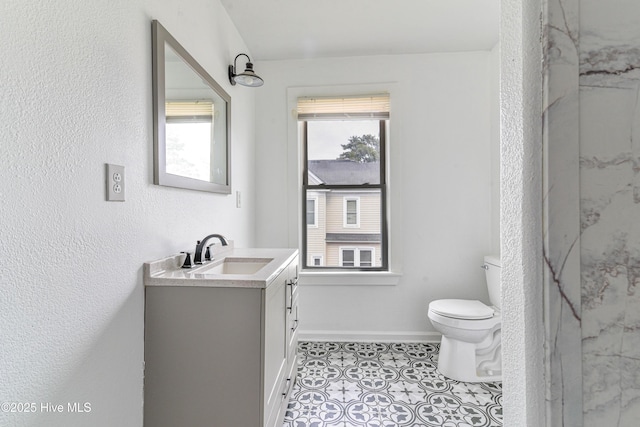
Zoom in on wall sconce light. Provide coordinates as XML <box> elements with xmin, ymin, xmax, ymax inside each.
<box><xmin>228</xmin><ymin>53</ymin><xmax>264</xmax><ymax>87</ymax></box>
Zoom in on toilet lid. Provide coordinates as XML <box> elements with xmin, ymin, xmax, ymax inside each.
<box><xmin>429</xmin><ymin>299</ymin><xmax>495</xmax><ymax>320</ymax></box>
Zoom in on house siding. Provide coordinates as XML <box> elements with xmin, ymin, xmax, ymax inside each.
<box><xmin>323</xmin><ymin>190</ymin><xmax>382</xmax><ymax>267</ymax></box>
<box><xmin>306</xmin><ymin>191</ymin><xmax>327</xmax><ymax>265</ymax></box>
<box><xmin>325</xmin><ymin>190</ymin><xmax>381</xmax><ymax>233</ymax></box>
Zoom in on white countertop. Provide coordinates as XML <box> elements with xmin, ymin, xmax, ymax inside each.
<box><xmin>144</xmin><ymin>247</ymin><xmax>298</xmax><ymax>289</ymax></box>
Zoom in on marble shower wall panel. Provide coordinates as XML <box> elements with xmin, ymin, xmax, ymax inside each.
<box><xmin>579</xmin><ymin>0</ymin><xmax>640</xmax><ymax>425</ymax></box>
<box><xmin>542</xmin><ymin>0</ymin><xmax>583</xmax><ymax>425</ymax></box>
<box><xmin>580</xmin><ymin>86</ymin><xmax>640</xmax><ymax>425</ymax></box>
<box><xmin>579</xmin><ymin>0</ymin><xmax>640</xmax><ymax>85</ymax></box>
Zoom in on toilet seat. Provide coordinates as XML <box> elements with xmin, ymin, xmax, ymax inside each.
<box><xmin>428</xmin><ymin>299</ymin><xmax>501</xmax><ymax>332</ymax></box>
<box><xmin>429</xmin><ymin>299</ymin><xmax>494</xmax><ymax>320</ymax></box>
<box><xmin>428</xmin><ymin>308</ymin><xmax>501</xmax><ymax>331</ymax></box>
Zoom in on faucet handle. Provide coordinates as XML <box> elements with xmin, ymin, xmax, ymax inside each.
<box><xmin>205</xmin><ymin>245</ymin><xmax>213</xmax><ymax>261</ymax></box>
<box><xmin>181</xmin><ymin>251</ymin><xmax>194</xmax><ymax>268</ymax></box>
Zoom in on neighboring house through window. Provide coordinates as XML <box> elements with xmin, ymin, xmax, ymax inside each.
<box><xmin>344</xmin><ymin>197</ymin><xmax>360</xmax><ymax>228</ymax></box>
<box><xmin>299</xmin><ymin>94</ymin><xmax>389</xmax><ymax>270</ymax></box>
<box><xmin>340</xmin><ymin>247</ymin><xmax>374</xmax><ymax>267</ymax></box>
<box><xmin>307</xmin><ymin>197</ymin><xmax>317</xmax><ymax>227</ymax></box>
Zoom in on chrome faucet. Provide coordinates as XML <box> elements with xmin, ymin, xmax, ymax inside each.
<box><xmin>194</xmin><ymin>234</ymin><xmax>228</xmax><ymax>264</ymax></box>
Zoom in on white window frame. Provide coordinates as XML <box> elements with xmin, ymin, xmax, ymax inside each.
<box><xmin>358</xmin><ymin>248</ymin><xmax>374</xmax><ymax>267</ymax></box>
<box><xmin>340</xmin><ymin>248</ymin><xmax>356</xmax><ymax>267</ymax></box>
<box><xmin>343</xmin><ymin>197</ymin><xmax>360</xmax><ymax>228</ymax></box>
<box><xmin>339</xmin><ymin>247</ymin><xmax>375</xmax><ymax>267</ymax></box>
<box><xmin>306</xmin><ymin>197</ymin><xmax>318</xmax><ymax>227</ymax></box>
<box><xmin>311</xmin><ymin>255</ymin><xmax>323</xmax><ymax>266</ymax></box>
<box><xmin>287</xmin><ymin>84</ymin><xmax>402</xmax><ymax>286</ymax></box>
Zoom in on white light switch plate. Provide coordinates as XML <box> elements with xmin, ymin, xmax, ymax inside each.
<box><xmin>106</xmin><ymin>164</ymin><xmax>125</xmax><ymax>201</ymax></box>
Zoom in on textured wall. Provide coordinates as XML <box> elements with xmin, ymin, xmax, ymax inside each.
<box><xmin>0</xmin><ymin>1</ymin><xmax>255</xmax><ymax>426</ymax></box>
<box><xmin>500</xmin><ymin>0</ymin><xmax>546</xmax><ymax>425</ymax></box>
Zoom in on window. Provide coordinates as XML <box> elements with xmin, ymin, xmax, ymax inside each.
<box><xmin>344</xmin><ymin>197</ymin><xmax>359</xmax><ymax>227</ymax></box>
<box><xmin>341</xmin><ymin>249</ymin><xmax>355</xmax><ymax>267</ymax></box>
<box><xmin>307</xmin><ymin>198</ymin><xmax>317</xmax><ymax>227</ymax></box>
<box><xmin>300</xmin><ymin>94</ymin><xmax>389</xmax><ymax>270</ymax></box>
<box><xmin>359</xmin><ymin>249</ymin><xmax>373</xmax><ymax>267</ymax></box>
<box><xmin>340</xmin><ymin>247</ymin><xmax>375</xmax><ymax>267</ymax></box>
<box><xmin>165</xmin><ymin>101</ymin><xmax>214</xmax><ymax>181</ymax></box>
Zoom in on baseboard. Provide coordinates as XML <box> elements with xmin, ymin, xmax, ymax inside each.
<box><xmin>298</xmin><ymin>330</ymin><xmax>441</xmax><ymax>343</ymax></box>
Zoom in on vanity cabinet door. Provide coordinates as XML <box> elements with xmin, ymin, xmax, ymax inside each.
<box><xmin>284</xmin><ymin>256</ymin><xmax>300</xmax><ymax>401</ymax></box>
<box><xmin>263</xmin><ymin>269</ymin><xmax>288</xmax><ymax>427</ymax></box>
<box><xmin>144</xmin><ymin>286</ymin><xmax>263</xmax><ymax>427</ymax></box>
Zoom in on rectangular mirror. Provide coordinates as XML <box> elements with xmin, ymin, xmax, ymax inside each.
<box><xmin>152</xmin><ymin>20</ymin><xmax>231</xmax><ymax>194</ymax></box>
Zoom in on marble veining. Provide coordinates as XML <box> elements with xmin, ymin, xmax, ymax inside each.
<box><xmin>542</xmin><ymin>0</ymin><xmax>584</xmax><ymax>424</ymax></box>
<box><xmin>580</xmin><ymin>45</ymin><xmax>640</xmax><ymax>79</ymax></box>
<box><xmin>578</xmin><ymin>0</ymin><xmax>640</xmax><ymax>424</ymax></box>
<box><xmin>543</xmin><ymin>0</ymin><xmax>640</xmax><ymax>424</ymax></box>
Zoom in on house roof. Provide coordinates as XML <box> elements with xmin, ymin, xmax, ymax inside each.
<box><xmin>308</xmin><ymin>160</ymin><xmax>379</xmax><ymax>185</ymax></box>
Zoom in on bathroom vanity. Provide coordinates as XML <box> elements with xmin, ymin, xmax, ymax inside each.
<box><xmin>143</xmin><ymin>247</ymin><xmax>299</xmax><ymax>427</ymax></box>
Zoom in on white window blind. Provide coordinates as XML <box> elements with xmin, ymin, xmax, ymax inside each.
<box><xmin>165</xmin><ymin>100</ymin><xmax>213</xmax><ymax>117</ymax></box>
<box><xmin>297</xmin><ymin>94</ymin><xmax>389</xmax><ymax>120</ymax></box>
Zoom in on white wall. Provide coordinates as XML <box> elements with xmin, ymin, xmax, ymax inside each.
<box><xmin>490</xmin><ymin>43</ymin><xmax>501</xmax><ymax>255</ymax></box>
<box><xmin>254</xmin><ymin>52</ymin><xmax>498</xmax><ymax>339</ymax></box>
<box><xmin>0</xmin><ymin>1</ymin><xmax>255</xmax><ymax>425</ymax></box>
<box><xmin>500</xmin><ymin>0</ymin><xmax>545</xmax><ymax>425</ymax></box>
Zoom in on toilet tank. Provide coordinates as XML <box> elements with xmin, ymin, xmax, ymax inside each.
<box><xmin>484</xmin><ymin>255</ymin><xmax>501</xmax><ymax>310</ymax></box>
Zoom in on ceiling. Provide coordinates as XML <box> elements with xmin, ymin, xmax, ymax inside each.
<box><xmin>219</xmin><ymin>0</ymin><xmax>500</xmax><ymax>61</ymax></box>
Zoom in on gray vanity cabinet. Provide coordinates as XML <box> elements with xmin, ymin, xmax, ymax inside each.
<box><xmin>144</xmin><ymin>255</ymin><xmax>299</xmax><ymax>427</ymax></box>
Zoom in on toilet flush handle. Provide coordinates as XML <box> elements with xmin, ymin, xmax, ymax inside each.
<box><xmin>481</xmin><ymin>264</ymin><xmax>489</xmax><ymax>270</ymax></box>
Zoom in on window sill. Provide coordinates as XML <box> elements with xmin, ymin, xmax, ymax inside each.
<box><xmin>299</xmin><ymin>271</ymin><xmax>402</xmax><ymax>286</ymax></box>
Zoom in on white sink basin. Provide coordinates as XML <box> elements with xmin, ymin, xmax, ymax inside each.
<box><xmin>195</xmin><ymin>257</ymin><xmax>273</xmax><ymax>275</ymax></box>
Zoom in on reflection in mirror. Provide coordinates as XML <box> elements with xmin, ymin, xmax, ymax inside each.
<box><xmin>152</xmin><ymin>20</ymin><xmax>231</xmax><ymax>194</ymax></box>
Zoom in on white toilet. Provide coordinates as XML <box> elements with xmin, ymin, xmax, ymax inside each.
<box><xmin>428</xmin><ymin>255</ymin><xmax>502</xmax><ymax>382</ymax></box>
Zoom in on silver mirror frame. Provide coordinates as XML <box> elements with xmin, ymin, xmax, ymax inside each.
<box><xmin>152</xmin><ymin>20</ymin><xmax>232</xmax><ymax>194</ymax></box>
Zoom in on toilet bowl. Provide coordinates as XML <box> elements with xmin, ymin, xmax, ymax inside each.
<box><xmin>428</xmin><ymin>256</ymin><xmax>502</xmax><ymax>382</ymax></box>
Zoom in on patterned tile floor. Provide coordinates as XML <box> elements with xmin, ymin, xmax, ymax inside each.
<box><xmin>283</xmin><ymin>342</ymin><xmax>502</xmax><ymax>427</ymax></box>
